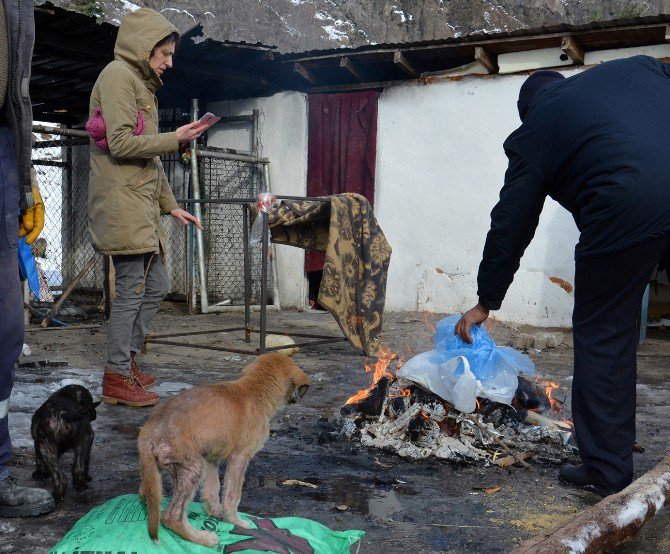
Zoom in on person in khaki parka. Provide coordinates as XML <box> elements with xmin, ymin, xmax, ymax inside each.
<box><xmin>88</xmin><ymin>8</ymin><xmax>207</xmax><ymax>407</ymax></box>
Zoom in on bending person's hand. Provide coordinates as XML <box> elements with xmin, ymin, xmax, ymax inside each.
<box><xmin>170</xmin><ymin>208</ymin><xmax>203</xmax><ymax>230</ymax></box>
<box><xmin>454</xmin><ymin>304</ymin><xmax>490</xmax><ymax>344</ymax></box>
<box><xmin>175</xmin><ymin>121</ymin><xmax>208</xmax><ymax>144</ymax></box>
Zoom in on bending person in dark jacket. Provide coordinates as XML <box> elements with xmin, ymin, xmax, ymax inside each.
<box><xmin>455</xmin><ymin>55</ymin><xmax>670</xmax><ymax>496</ymax></box>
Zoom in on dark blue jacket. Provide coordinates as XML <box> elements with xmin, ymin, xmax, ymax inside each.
<box><xmin>478</xmin><ymin>56</ymin><xmax>670</xmax><ymax>311</ymax></box>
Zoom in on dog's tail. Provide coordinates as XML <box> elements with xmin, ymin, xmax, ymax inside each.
<box><xmin>139</xmin><ymin>440</ymin><xmax>162</xmax><ymax>542</ymax></box>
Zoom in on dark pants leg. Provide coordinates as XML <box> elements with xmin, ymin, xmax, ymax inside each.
<box><xmin>0</xmin><ymin>126</ymin><xmax>23</xmax><ymax>479</ymax></box>
<box><xmin>572</xmin><ymin>235</ymin><xmax>670</xmax><ymax>488</ymax></box>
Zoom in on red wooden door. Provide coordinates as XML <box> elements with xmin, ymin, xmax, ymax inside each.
<box><xmin>305</xmin><ymin>91</ymin><xmax>378</xmax><ymax>304</ymax></box>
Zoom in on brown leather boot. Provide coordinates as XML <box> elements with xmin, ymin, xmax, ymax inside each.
<box><xmin>102</xmin><ymin>370</ymin><xmax>159</xmax><ymax>407</ymax></box>
<box><xmin>130</xmin><ymin>352</ymin><xmax>156</xmax><ymax>387</ymax></box>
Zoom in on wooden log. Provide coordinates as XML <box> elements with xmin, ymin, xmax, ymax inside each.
<box><xmin>513</xmin><ymin>454</ymin><xmax>670</xmax><ymax>554</ymax></box>
<box><xmin>525</xmin><ymin>410</ymin><xmax>573</xmax><ymax>431</ymax></box>
<box><xmin>494</xmin><ymin>451</ymin><xmax>533</xmax><ymax>468</ymax></box>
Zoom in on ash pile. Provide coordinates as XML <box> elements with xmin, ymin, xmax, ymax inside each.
<box><xmin>340</xmin><ymin>373</ymin><xmax>577</xmax><ymax>466</ymax></box>
<box><xmin>339</xmin><ymin>316</ymin><xmax>579</xmax><ymax>467</ymax></box>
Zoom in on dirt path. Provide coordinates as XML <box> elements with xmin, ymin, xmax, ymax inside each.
<box><xmin>3</xmin><ymin>308</ymin><xmax>669</xmax><ymax>553</ymax></box>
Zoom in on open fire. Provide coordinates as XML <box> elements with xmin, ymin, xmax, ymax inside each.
<box><xmin>340</xmin><ymin>346</ymin><xmax>578</xmax><ymax>466</ymax></box>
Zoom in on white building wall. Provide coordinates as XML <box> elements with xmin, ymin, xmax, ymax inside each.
<box><xmin>206</xmin><ymin>92</ymin><xmax>309</xmax><ymax>309</ymax></box>
<box><xmin>205</xmin><ymin>61</ymin><xmax>643</xmax><ymax>327</ymax></box>
<box><xmin>375</xmin><ymin>71</ymin><xmax>581</xmax><ymax>327</ymax></box>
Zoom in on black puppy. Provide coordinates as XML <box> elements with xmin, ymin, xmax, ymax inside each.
<box><xmin>31</xmin><ymin>384</ymin><xmax>100</xmax><ymax>503</ymax></box>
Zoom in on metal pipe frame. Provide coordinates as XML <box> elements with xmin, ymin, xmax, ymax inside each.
<box><xmin>145</xmin><ymin>192</ymin><xmax>349</xmax><ymax>356</ymax></box>
<box><xmin>190</xmin><ymin>99</ymin><xmax>210</xmax><ymax>314</ymax></box>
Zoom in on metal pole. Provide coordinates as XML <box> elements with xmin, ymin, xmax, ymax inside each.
<box><xmin>243</xmin><ymin>204</ymin><xmax>251</xmax><ymax>342</ymax></box>
<box><xmin>65</xmin><ymin>139</ymin><xmax>74</xmax><ymax>284</ymax></box>
<box><xmin>190</xmin><ymin>99</ymin><xmax>209</xmax><ymax>313</ymax></box>
<box><xmin>195</xmin><ymin>147</ymin><xmax>269</xmax><ymax>164</ymax></box>
<box><xmin>252</xmin><ymin>109</ymin><xmax>260</xmax><ymax>157</ymax></box>
<box><xmin>259</xmin><ymin>210</ymin><xmax>269</xmax><ymax>353</ymax></box>
<box><xmin>261</xmin><ymin>164</ymin><xmax>281</xmax><ymax>310</ymax></box>
<box><xmin>32</xmin><ymin>125</ymin><xmax>89</xmax><ymax>138</ymax></box>
<box><xmin>187</xmin><ymin>169</ymin><xmax>197</xmax><ymax>314</ymax></box>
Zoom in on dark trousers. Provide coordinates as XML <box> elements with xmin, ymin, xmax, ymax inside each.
<box><xmin>572</xmin><ymin>234</ymin><xmax>670</xmax><ymax>488</ymax></box>
<box><xmin>0</xmin><ymin>126</ymin><xmax>23</xmax><ymax>479</ymax></box>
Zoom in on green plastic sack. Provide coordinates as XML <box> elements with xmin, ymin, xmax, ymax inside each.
<box><xmin>49</xmin><ymin>494</ymin><xmax>364</xmax><ymax>553</ymax></box>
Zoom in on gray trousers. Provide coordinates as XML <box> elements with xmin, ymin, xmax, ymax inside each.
<box><xmin>107</xmin><ymin>252</ymin><xmax>169</xmax><ymax>375</ymax></box>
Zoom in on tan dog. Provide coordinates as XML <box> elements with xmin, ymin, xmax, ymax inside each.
<box><xmin>138</xmin><ymin>353</ymin><xmax>310</xmax><ymax>547</ymax></box>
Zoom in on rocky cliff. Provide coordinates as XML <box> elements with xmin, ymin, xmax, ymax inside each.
<box><xmin>53</xmin><ymin>0</ymin><xmax>669</xmax><ymax>52</ymax></box>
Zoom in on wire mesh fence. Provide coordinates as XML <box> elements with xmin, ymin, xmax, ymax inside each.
<box><xmin>30</xmin><ymin>125</ymin><xmax>103</xmax><ymax>322</ymax></box>
<box><xmin>195</xmin><ymin>152</ymin><xmax>267</xmax><ymax>307</ymax></box>
<box><xmin>28</xmin><ymin>116</ymin><xmax>270</xmax><ymax>325</ymax></box>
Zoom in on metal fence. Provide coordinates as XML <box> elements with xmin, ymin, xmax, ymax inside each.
<box><xmin>28</xmin><ymin>109</ymin><xmax>270</xmax><ymax>325</ymax></box>
<box><xmin>30</xmin><ymin>125</ymin><xmax>103</xmax><ymax>323</ymax></box>
<box><xmin>193</xmin><ymin>150</ymin><xmax>267</xmax><ymax>308</ymax></box>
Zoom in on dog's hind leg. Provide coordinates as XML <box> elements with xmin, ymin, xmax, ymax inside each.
<box><xmin>36</xmin><ymin>441</ymin><xmax>67</xmax><ymax>503</ymax></box>
<box><xmin>201</xmin><ymin>462</ymin><xmax>222</xmax><ymax>518</ymax></box>
<box><xmin>162</xmin><ymin>460</ymin><xmax>219</xmax><ymax>547</ymax></box>
<box><xmin>72</xmin><ymin>428</ymin><xmax>93</xmax><ymax>491</ymax></box>
<box><xmin>220</xmin><ymin>451</ymin><xmax>251</xmax><ymax>529</ymax></box>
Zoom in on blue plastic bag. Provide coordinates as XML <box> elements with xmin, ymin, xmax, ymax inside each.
<box><xmin>433</xmin><ymin>315</ymin><xmax>535</xmax><ymax>380</ymax></box>
<box><xmin>18</xmin><ymin>237</ymin><xmax>40</xmax><ymax>300</ymax></box>
<box><xmin>397</xmin><ymin>315</ymin><xmax>534</xmax><ymax>412</ymax></box>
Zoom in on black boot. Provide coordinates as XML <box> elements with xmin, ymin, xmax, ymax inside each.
<box><xmin>559</xmin><ymin>464</ymin><xmax>628</xmax><ymax>497</ymax></box>
<box><xmin>0</xmin><ymin>476</ymin><xmax>55</xmax><ymax>517</ymax></box>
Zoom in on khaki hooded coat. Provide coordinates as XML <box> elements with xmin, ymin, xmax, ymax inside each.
<box><xmin>88</xmin><ymin>8</ymin><xmax>180</xmax><ymax>256</ymax></box>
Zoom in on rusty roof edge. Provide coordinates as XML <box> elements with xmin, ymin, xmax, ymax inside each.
<box><xmin>276</xmin><ymin>14</ymin><xmax>670</xmax><ymax>61</ymax></box>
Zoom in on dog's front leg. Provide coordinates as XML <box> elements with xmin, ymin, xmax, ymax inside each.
<box><xmin>201</xmin><ymin>461</ymin><xmax>221</xmax><ymax>517</ymax></box>
<box><xmin>72</xmin><ymin>429</ymin><xmax>93</xmax><ymax>490</ymax></box>
<box><xmin>220</xmin><ymin>451</ymin><xmax>251</xmax><ymax>529</ymax></box>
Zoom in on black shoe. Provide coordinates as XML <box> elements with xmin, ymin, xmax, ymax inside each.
<box><xmin>558</xmin><ymin>464</ymin><xmax>627</xmax><ymax>497</ymax></box>
<box><xmin>0</xmin><ymin>476</ymin><xmax>55</xmax><ymax>517</ymax></box>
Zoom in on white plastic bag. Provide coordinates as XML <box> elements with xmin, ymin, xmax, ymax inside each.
<box><xmin>397</xmin><ymin>352</ymin><xmax>478</xmax><ymax>413</ymax></box>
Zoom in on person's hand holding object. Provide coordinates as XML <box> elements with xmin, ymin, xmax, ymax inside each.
<box><xmin>175</xmin><ymin>121</ymin><xmax>208</xmax><ymax>144</ymax></box>
<box><xmin>454</xmin><ymin>303</ymin><xmax>490</xmax><ymax>343</ymax></box>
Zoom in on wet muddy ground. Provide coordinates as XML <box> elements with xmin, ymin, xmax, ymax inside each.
<box><xmin>3</xmin><ymin>307</ymin><xmax>669</xmax><ymax>553</ymax></box>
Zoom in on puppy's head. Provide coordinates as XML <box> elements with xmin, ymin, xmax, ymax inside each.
<box><xmin>58</xmin><ymin>385</ymin><xmax>101</xmax><ymax>422</ymax></box>
<box><xmin>252</xmin><ymin>353</ymin><xmax>310</xmax><ymax>404</ymax></box>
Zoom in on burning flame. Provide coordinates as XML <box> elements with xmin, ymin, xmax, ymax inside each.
<box><xmin>345</xmin><ymin>346</ymin><xmax>397</xmax><ymax>405</ymax></box>
<box><xmin>537</xmin><ymin>379</ymin><xmax>562</xmax><ymax>414</ymax></box>
<box><xmin>401</xmin><ymin>388</ymin><xmax>411</xmax><ymax>397</ymax></box>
